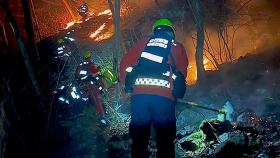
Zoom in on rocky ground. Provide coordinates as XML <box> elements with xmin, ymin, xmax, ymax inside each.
<box><xmin>174</xmin><ymin>47</ymin><xmax>280</xmax><ymax>158</ymax></box>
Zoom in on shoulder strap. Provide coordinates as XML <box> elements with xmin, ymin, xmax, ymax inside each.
<box><xmin>166</xmin><ymin>41</ymin><xmax>176</xmax><ymax>68</ymax></box>
<box><xmin>169</xmin><ymin>50</ymin><xmax>176</xmax><ymax>67</ymax></box>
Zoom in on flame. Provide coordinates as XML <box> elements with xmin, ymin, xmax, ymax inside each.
<box><xmin>203</xmin><ymin>59</ymin><xmax>209</xmax><ymax>65</ymax></box>
<box><xmin>203</xmin><ymin>59</ymin><xmax>211</xmax><ymax>70</ymax></box>
<box><xmin>96</xmin><ymin>5</ymin><xmax>131</xmax><ymax>17</ymax></box>
<box><xmin>95</xmin><ymin>31</ymin><xmax>113</xmax><ymax>42</ymax></box>
<box><xmin>186</xmin><ymin>58</ymin><xmax>214</xmax><ymax>85</ymax></box>
<box><xmin>95</xmin><ymin>25</ymin><xmax>114</xmax><ymax>42</ymax></box>
<box><xmin>97</xmin><ymin>9</ymin><xmax>112</xmax><ymax>16</ymax></box>
<box><xmin>76</xmin><ymin>20</ymin><xmax>83</xmax><ymax>24</ymax></box>
<box><xmin>89</xmin><ymin>23</ymin><xmax>106</xmax><ymax>38</ymax></box>
<box><xmin>65</xmin><ymin>20</ymin><xmax>84</xmax><ymax>29</ymax></box>
<box><xmin>65</xmin><ymin>21</ymin><xmax>75</xmax><ymax>29</ymax></box>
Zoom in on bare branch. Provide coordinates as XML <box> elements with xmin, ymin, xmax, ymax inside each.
<box><xmin>236</xmin><ymin>0</ymin><xmax>254</xmax><ymax>13</ymax></box>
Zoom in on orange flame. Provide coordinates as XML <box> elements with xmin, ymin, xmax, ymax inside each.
<box><xmin>90</xmin><ymin>24</ymin><xmax>114</xmax><ymax>42</ymax></box>
<box><xmin>95</xmin><ymin>31</ymin><xmax>113</xmax><ymax>42</ymax></box>
<box><xmin>97</xmin><ymin>9</ymin><xmax>112</xmax><ymax>16</ymax></box>
<box><xmin>65</xmin><ymin>21</ymin><xmax>75</xmax><ymax>29</ymax></box>
<box><xmin>89</xmin><ymin>23</ymin><xmax>106</xmax><ymax>38</ymax></box>
<box><xmin>203</xmin><ymin>58</ymin><xmax>211</xmax><ymax>70</ymax></box>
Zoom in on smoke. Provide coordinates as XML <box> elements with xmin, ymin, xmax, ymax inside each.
<box><xmin>177</xmin><ymin>0</ymin><xmax>280</xmax><ymax>83</ymax></box>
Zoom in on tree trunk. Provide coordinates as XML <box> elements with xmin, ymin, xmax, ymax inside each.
<box><xmin>21</xmin><ymin>0</ymin><xmax>40</xmax><ymax>59</ymax></box>
<box><xmin>193</xmin><ymin>0</ymin><xmax>205</xmax><ymax>83</ymax></box>
<box><xmin>3</xmin><ymin>0</ymin><xmax>40</xmax><ymax>96</ymax></box>
<box><xmin>113</xmin><ymin>0</ymin><xmax>121</xmax><ymax>99</ymax></box>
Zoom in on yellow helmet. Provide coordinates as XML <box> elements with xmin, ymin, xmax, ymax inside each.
<box><xmin>57</xmin><ymin>38</ymin><xmax>64</xmax><ymax>44</ymax></box>
<box><xmin>82</xmin><ymin>51</ymin><xmax>93</xmax><ymax>59</ymax></box>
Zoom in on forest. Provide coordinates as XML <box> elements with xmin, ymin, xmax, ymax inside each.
<box><xmin>0</xmin><ymin>0</ymin><xmax>279</xmax><ymax>157</ymax></box>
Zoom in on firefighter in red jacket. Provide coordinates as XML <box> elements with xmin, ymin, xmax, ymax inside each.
<box><xmin>119</xmin><ymin>19</ymin><xmax>188</xmax><ymax>158</ymax></box>
<box><xmin>76</xmin><ymin>51</ymin><xmax>107</xmax><ymax>125</ymax></box>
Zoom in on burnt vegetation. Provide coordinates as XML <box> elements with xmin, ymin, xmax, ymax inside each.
<box><xmin>0</xmin><ymin>0</ymin><xmax>280</xmax><ymax>158</ymax></box>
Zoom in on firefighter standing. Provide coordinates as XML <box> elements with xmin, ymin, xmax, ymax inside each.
<box><xmin>119</xmin><ymin>19</ymin><xmax>188</xmax><ymax>158</ymax></box>
<box><xmin>75</xmin><ymin>51</ymin><xmax>107</xmax><ymax>125</ymax></box>
<box><xmin>78</xmin><ymin>2</ymin><xmax>89</xmax><ymax>20</ymax></box>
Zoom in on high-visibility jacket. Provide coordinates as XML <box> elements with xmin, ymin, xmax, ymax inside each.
<box><xmin>75</xmin><ymin>60</ymin><xmax>103</xmax><ymax>90</ymax></box>
<box><xmin>79</xmin><ymin>3</ymin><xmax>88</xmax><ymax>14</ymax></box>
<box><xmin>120</xmin><ymin>35</ymin><xmax>188</xmax><ymax>100</ymax></box>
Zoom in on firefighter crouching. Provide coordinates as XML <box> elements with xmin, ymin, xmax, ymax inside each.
<box><xmin>119</xmin><ymin>18</ymin><xmax>188</xmax><ymax>158</ymax></box>
<box><xmin>75</xmin><ymin>51</ymin><xmax>117</xmax><ymax>125</ymax></box>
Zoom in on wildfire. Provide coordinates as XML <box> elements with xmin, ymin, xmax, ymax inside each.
<box><xmin>97</xmin><ymin>9</ymin><xmax>112</xmax><ymax>16</ymax></box>
<box><xmin>89</xmin><ymin>23</ymin><xmax>106</xmax><ymax>38</ymax></box>
<box><xmin>186</xmin><ymin>58</ymin><xmax>215</xmax><ymax>85</ymax></box>
<box><xmin>64</xmin><ymin>3</ymin><xmax>132</xmax><ymax>42</ymax></box>
<box><xmin>203</xmin><ymin>58</ymin><xmax>210</xmax><ymax>70</ymax></box>
<box><xmin>90</xmin><ymin>23</ymin><xmax>114</xmax><ymax>42</ymax></box>
<box><xmin>65</xmin><ymin>21</ymin><xmax>75</xmax><ymax>29</ymax></box>
<box><xmin>203</xmin><ymin>59</ymin><xmax>209</xmax><ymax>65</ymax></box>
<box><xmin>95</xmin><ymin>31</ymin><xmax>113</xmax><ymax>42</ymax></box>
<box><xmin>76</xmin><ymin>20</ymin><xmax>83</xmax><ymax>24</ymax></box>
<box><xmin>65</xmin><ymin>20</ymin><xmax>84</xmax><ymax>29</ymax></box>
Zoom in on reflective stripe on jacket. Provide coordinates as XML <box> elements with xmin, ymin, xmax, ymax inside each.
<box><xmin>132</xmin><ymin>33</ymin><xmax>174</xmax><ymax>89</ymax></box>
<box><xmin>120</xmin><ymin>37</ymin><xmax>189</xmax><ymax>100</ymax></box>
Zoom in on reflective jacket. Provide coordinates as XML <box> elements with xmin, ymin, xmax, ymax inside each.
<box><xmin>120</xmin><ymin>35</ymin><xmax>188</xmax><ymax>100</ymax></box>
<box><xmin>79</xmin><ymin>3</ymin><xmax>88</xmax><ymax>14</ymax></box>
<box><xmin>75</xmin><ymin>60</ymin><xmax>104</xmax><ymax>91</ymax></box>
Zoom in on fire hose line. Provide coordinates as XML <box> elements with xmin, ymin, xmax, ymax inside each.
<box><xmin>177</xmin><ymin>99</ymin><xmax>226</xmax><ymax>143</ymax></box>
<box><xmin>178</xmin><ymin>99</ymin><xmax>226</xmax><ymax>114</ymax></box>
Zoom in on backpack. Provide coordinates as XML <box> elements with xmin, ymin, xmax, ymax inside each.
<box><xmin>169</xmin><ymin>53</ymin><xmax>187</xmax><ymax>99</ymax></box>
<box><xmin>125</xmin><ymin>32</ymin><xmax>186</xmax><ymax>98</ymax></box>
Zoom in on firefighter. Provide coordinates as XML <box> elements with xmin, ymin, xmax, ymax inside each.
<box><xmin>75</xmin><ymin>51</ymin><xmax>107</xmax><ymax>125</ymax></box>
<box><xmin>55</xmin><ymin>38</ymin><xmax>71</xmax><ymax>60</ymax></box>
<box><xmin>78</xmin><ymin>2</ymin><xmax>89</xmax><ymax>19</ymax></box>
<box><xmin>119</xmin><ymin>18</ymin><xmax>188</xmax><ymax>158</ymax></box>
<box><xmin>55</xmin><ymin>35</ymin><xmax>77</xmax><ymax>61</ymax></box>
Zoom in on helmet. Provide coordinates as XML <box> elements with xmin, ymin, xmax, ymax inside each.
<box><xmin>102</xmin><ymin>69</ymin><xmax>118</xmax><ymax>84</ymax></box>
<box><xmin>152</xmin><ymin>18</ymin><xmax>175</xmax><ymax>37</ymax></box>
<box><xmin>82</xmin><ymin>51</ymin><xmax>93</xmax><ymax>59</ymax></box>
<box><xmin>57</xmin><ymin>38</ymin><xmax>64</xmax><ymax>44</ymax></box>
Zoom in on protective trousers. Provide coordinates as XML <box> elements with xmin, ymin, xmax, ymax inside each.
<box><xmin>129</xmin><ymin>94</ymin><xmax>176</xmax><ymax>158</ymax></box>
<box><xmin>83</xmin><ymin>84</ymin><xmax>105</xmax><ymax>118</ymax></box>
